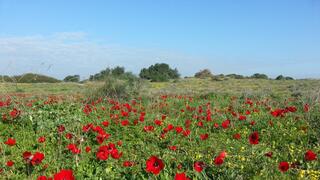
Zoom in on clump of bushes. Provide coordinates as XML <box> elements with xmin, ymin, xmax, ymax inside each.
<box><xmin>0</xmin><ymin>73</ymin><xmax>60</xmax><ymax>83</ymax></box>
<box><xmin>276</xmin><ymin>75</ymin><xmax>294</xmax><ymax>80</ymax></box>
<box><xmin>194</xmin><ymin>69</ymin><xmax>213</xmax><ymax>79</ymax></box>
<box><xmin>250</xmin><ymin>73</ymin><xmax>269</xmax><ymax>79</ymax></box>
<box><xmin>226</xmin><ymin>74</ymin><xmax>245</xmax><ymax>79</ymax></box>
<box><xmin>89</xmin><ymin>75</ymin><xmax>144</xmax><ymax>100</ymax></box>
<box><xmin>89</xmin><ymin>66</ymin><xmax>132</xmax><ymax>81</ymax></box>
<box><xmin>139</xmin><ymin>63</ymin><xmax>180</xmax><ymax>82</ymax></box>
<box><xmin>63</xmin><ymin>75</ymin><xmax>80</xmax><ymax>82</ymax></box>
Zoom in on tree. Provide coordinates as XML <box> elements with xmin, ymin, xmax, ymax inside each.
<box><xmin>194</xmin><ymin>69</ymin><xmax>213</xmax><ymax>78</ymax></box>
<box><xmin>275</xmin><ymin>75</ymin><xmax>285</xmax><ymax>80</ymax></box>
<box><xmin>111</xmin><ymin>66</ymin><xmax>125</xmax><ymax>76</ymax></box>
<box><xmin>64</xmin><ymin>75</ymin><xmax>80</xmax><ymax>82</ymax></box>
<box><xmin>276</xmin><ymin>75</ymin><xmax>294</xmax><ymax>80</ymax></box>
<box><xmin>139</xmin><ymin>63</ymin><xmax>180</xmax><ymax>82</ymax></box>
<box><xmin>250</xmin><ymin>73</ymin><xmax>268</xmax><ymax>79</ymax></box>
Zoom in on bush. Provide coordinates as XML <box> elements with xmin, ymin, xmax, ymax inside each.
<box><xmin>226</xmin><ymin>74</ymin><xmax>245</xmax><ymax>79</ymax></box>
<box><xmin>89</xmin><ymin>66</ymin><xmax>127</xmax><ymax>81</ymax></box>
<box><xmin>63</xmin><ymin>75</ymin><xmax>80</xmax><ymax>82</ymax></box>
<box><xmin>139</xmin><ymin>63</ymin><xmax>180</xmax><ymax>82</ymax></box>
<box><xmin>89</xmin><ymin>75</ymin><xmax>144</xmax><ymax>100</ymax></box>
<box><xmin>276</xmin><ymin>75</ymin><xmax>294</xmax><ymax>80</ymax></box>
<box><xmin>275</xmin><ymin>75</ymin><xmax>285</xmax><ymax>80</ymax></box>
<box><xmin>1</xmin><ymin>73</ymin><xmax>60</xmax><ymax>83</ymax></box>
<box><xmin>250</xmin><ymin>73</ymin><xmax>268</xmax><ymax>79</ymax></box>
<box><xmin>194</xmin><ymin>69</ymin><xmax>213</xmax><ymax>78</ymax></box>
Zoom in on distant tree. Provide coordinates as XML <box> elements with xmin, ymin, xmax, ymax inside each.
<box><xmin>194</xmin><ymin>69</ymin><xmax>213</xmax><ymax>78</ymax></box>
<box><xmin>111</xmin><ymin>66</ymin><xmax>125</xmax><ymax>76</ymax></box>
<box><xmin>226</xmin><ymin>74</ymin><xmax>245</xmax><ymax>79</ymax></box>
<box><xmin>276</xmin><ymin>75</ymin><xmax>285</xmax><ymax>80</ymax></box>
<box><xmin>1</xmin><ymin>73</ymin><xmax>61</xmax><ymax>83</ymax></box>
<box><xmin>276</xmin><ymin>75</ymin><xmax>294</xmax><ymax>80</ymax></box>
<box><xmin>251</xmin><ymin>73</ymin><xmax>268</xmax><ymax>79</ymax></box>
<box><xmin>139</xmin><ymin>63</ymin><xmax>180</xmax><ymax>82</ymax></box>
<box><xmin>285</xmin><ymin>76</ymin><xmax>294</xmax><ymax>80</ymax></box>
<box><xmin>64</xmin><ymin>75</ymin><xmax>80</xmax><ymax>82</ymax></box>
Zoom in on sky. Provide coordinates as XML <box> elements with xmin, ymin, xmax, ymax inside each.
<box><xmin>0</xmin><ymin>0</ymin><xmax>320</xmax><ymax>79</ymax></box>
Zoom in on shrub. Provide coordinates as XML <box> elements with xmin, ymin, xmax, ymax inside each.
<box><xmin>194</xmin><ymin>69</ymin><xmax>213</xmax><ymax>79</ymax></box>
<box><xmin>139</xmin><ymin>63</ymin><xmax>180</xmax><ymax>82</ymax></box>
<box><xmin>63</xmin><ymin>75</ymin><xmax>80</xmax><ymax>82</ymax></box>
<box><xmin>89</xmin><ymin>66</ymin><xmax>127</xmax><ymax>81</ymax></box>
<box><xmin>276</xmin><ymin>75</ymin><xmax>285</xmax><ymax>80</ymax></box>
<box><xmin>1</xmin><ymin>73</ymin><xmax>60</xmax><ymax>83</ymax></box>
<box><xmin>250</xmin><ymin>73</ymin><xmax>268</xmax><ymax>79</ymax></box>
<box><xmin>89</xmin><ymin>75</ymin><xmax>144</xmax><ymax>100</ymax></box>
<box><xmin>226</xmin><ymin>74</ymin><xmax>245</xmax><ymax>79</ymax></box>
<box><xmin>276</xmin><ymin>75</ymin><xmax>294</xmax><ymax>80</ymax></box>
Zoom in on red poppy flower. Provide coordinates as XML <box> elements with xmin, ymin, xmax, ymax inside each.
<box><xmin>238</xmin><ymin>115</ymin><xmax>246</xmax><ymax>121</ymax></box>
<box><xmin>123</xmin><ymin>161</ymin><xmax>134</xmax><ymax>167</ymax></box>
<box><xmin>4</xmin><ymin>137</ymin><xmax>16</xmax><ymax>146</ymax></box>
<box><xmin>102</xmin><ymin>121</ymin><xmax>109</xmax><ymax>127</ymax></box>
<box><xmin>168</xmin><ymin>146</ymin><xmax>177</xmax><ymax>151</ymax></box>
<box><xmin>154</xmin><ymin>119</ymin><xmax>162</xmax><ymax>126</ymax></box>
<box><xmin>145</xmin><ymin>156</ymin><xmax>165</xmax><ymax>175</ymax></box>
<box><xmin>200</xmin><ymin>133</ymin><xmax>209</xmax><ymax>140</ymax></box>
<box><xmin>6</xmin><ymin>160</ymin><xmax>14</xmax><ymax>167</ymax></box>
<box><xmin>214</xmin><ymin>156</ymin><xmax>224</xmax><ymax>166</ymax></box>
<box><xmin>175</xmin><ymin>126</ymin><xmax>183</xmax><ymax>134</ymax></box>
<box><xmin>233</xmin><ymin>133</ymin><xmax>241</xmax><ymax>140</ymax></box>
<box><xmin>85</xmin><ymin>146</ymin><xmax>91</xmax><ymax>153</ymax></box>
<box><xmin>37</xmin><ymin>176</ymin><xmax>48</xmax><ymax>180</ymax></box>
<box><xmin>38</xmin><ymin>136</ymin><xmax>46</xmax><ymax>143</ymax></box>
<box><xmin>144</xmin><ymin>126</ymin><xmax>155</xmax><ymax>132</ymax></box>
<box><xmin>304</xmin><ymin>150</ymin><xmax>317</xmax><ymax>161</ymax></box>
<box><xmin>264</xmin><ymin>152</ymin><xmax>273</xmax><ymax>158</ymax></box>
<box><xmin>304</xmin><ymin>104</ymin><xmax>309</xmax><ymax>112</ymax></box>
<box><xmin>249</xmin><ymin>131</ymin><xmax>259</xmax><ymax>145</ymax></box>
<box><xmin>121</xmin><ymin>120</ymin><xmax>129</xmax><ymax>126</ymax></box>
<box><xmin>182</xmin><ymin>129</ymin><xmax>191</xmax><ymax>137</ymax></box>
<box><xmin>271</xmin><ymin>109</ymin><xmax>285</xmax><ymax>117</ymax></box>
<box><xmin>175</xmin><ymin>172</ymin><xmax>190</xmax><ymax>180</ymax></box>
<box><xmin>10</xmin><ymin>108</ymin><xmax>20</xmax><ymax>118</ymax></box>
<box><xmin>57</xmin><ymin>125</ymin><xmax>65</xmax><ymax>133</ymax></box>
<box><xmin>65</xmin><ymin>133</ymin><xmax>73</xmax><ymax>139</ymax></box>
<box><xmin>54</xmin><ymin>169</ymin><xmax>75</xmax><ymax>180</ymax></box>
<box><xmin>193</xmin><ymin>161</ymin><xmax>205</xmax><ymax>172</ymax></box>
<box><xmin>67</xmin><ymin>144</ymin><xmax>81</xmax><ymax>154</ymax></box>
<box><xmin>23</xmin><ymin>151</ymin><xmax>45</xmax><ymax>165</ymax></box>
<box><xmin>221</xmin><ymin>119</ymin><xmax>230</xmax><ymax>129</ymax></box>
<box><xmin>31</xmin><ymin>152</ymin><xmax>45</xmax><ymax>165</ymax></box>
<box><xmin>278</xmin><ymin>162</ymin><xmax>289</xmax><ymax>172</ymax></box>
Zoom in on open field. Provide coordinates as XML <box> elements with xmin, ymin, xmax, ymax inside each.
<box><xmin>0</xmin><ymin>79</ymin><xmax>319</xmax><ymax>179</ymax></box>
<box><xmin>1</xmin><ymin>78</ymin><xmax>320</xmax><ymax>97</ymax></box>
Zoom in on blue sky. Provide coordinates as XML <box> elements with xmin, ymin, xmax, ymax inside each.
<box><xmin>0</xmin><ymin>0</ymin><xmax>320</xmax><ymax>79</ymax></box>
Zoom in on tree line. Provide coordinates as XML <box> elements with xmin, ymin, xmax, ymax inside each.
<box><xmin>0</xmin><ymin>63</ymin><xmax>294</xmax><ymax>83</ymax></box>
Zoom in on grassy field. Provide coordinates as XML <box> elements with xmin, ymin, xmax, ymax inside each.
<box><xmin>0</xmin><ymin>78</ymin><xmax>319</xmax><ymax>179</ymax></box>
<box><xmin>1</xmin><ymin>78</ymin><xmax>320</xmax><ymax>97</ymax></box>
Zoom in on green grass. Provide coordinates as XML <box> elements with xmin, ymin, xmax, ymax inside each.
<box><xmin>0</xmin><ymin>78</ymin><xmax>319</xmax><ymax>179</ymax></box>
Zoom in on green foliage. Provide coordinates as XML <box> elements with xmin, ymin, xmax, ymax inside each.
<box><xmin>89</xmin><ymin>75</ymin><xmax>144</xmax><ymax>100</ymax></box>
<box><xmin>276</xmin><ymin>75</ymin><xmax>294</xmax><ymax>80</ymax></box>
<box><xmin>251</xmin><ymin>73</ymin><xmax>269</xmax><ymax>79</ymax></box>
<box><xmin>194</xmin><ymin>69</ymin><xmax>213</xmax><ymax>79</ymax></box>
<box><xmin>139</xmin><ymin>63</ymin><xmax>180</xmax><ymax>82</ymax></box>
<box><xmin>226</xmin><ymin>74</ymin><xmax>245</xmax><ymax>79</ymax></box>
<box><xmin>63</xmin><ymin>75</ymin><xmax>80</xmax><ymax>82</ymax></box>
<box><xmin>89</xmin><ymin>66</ymin><xmax>130</xmax><ymax>81</ymax></box>
<box><xmin>0</xmin><ymin>73</ymin><xmax>60</xmax><ymax>83</ymax></box>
